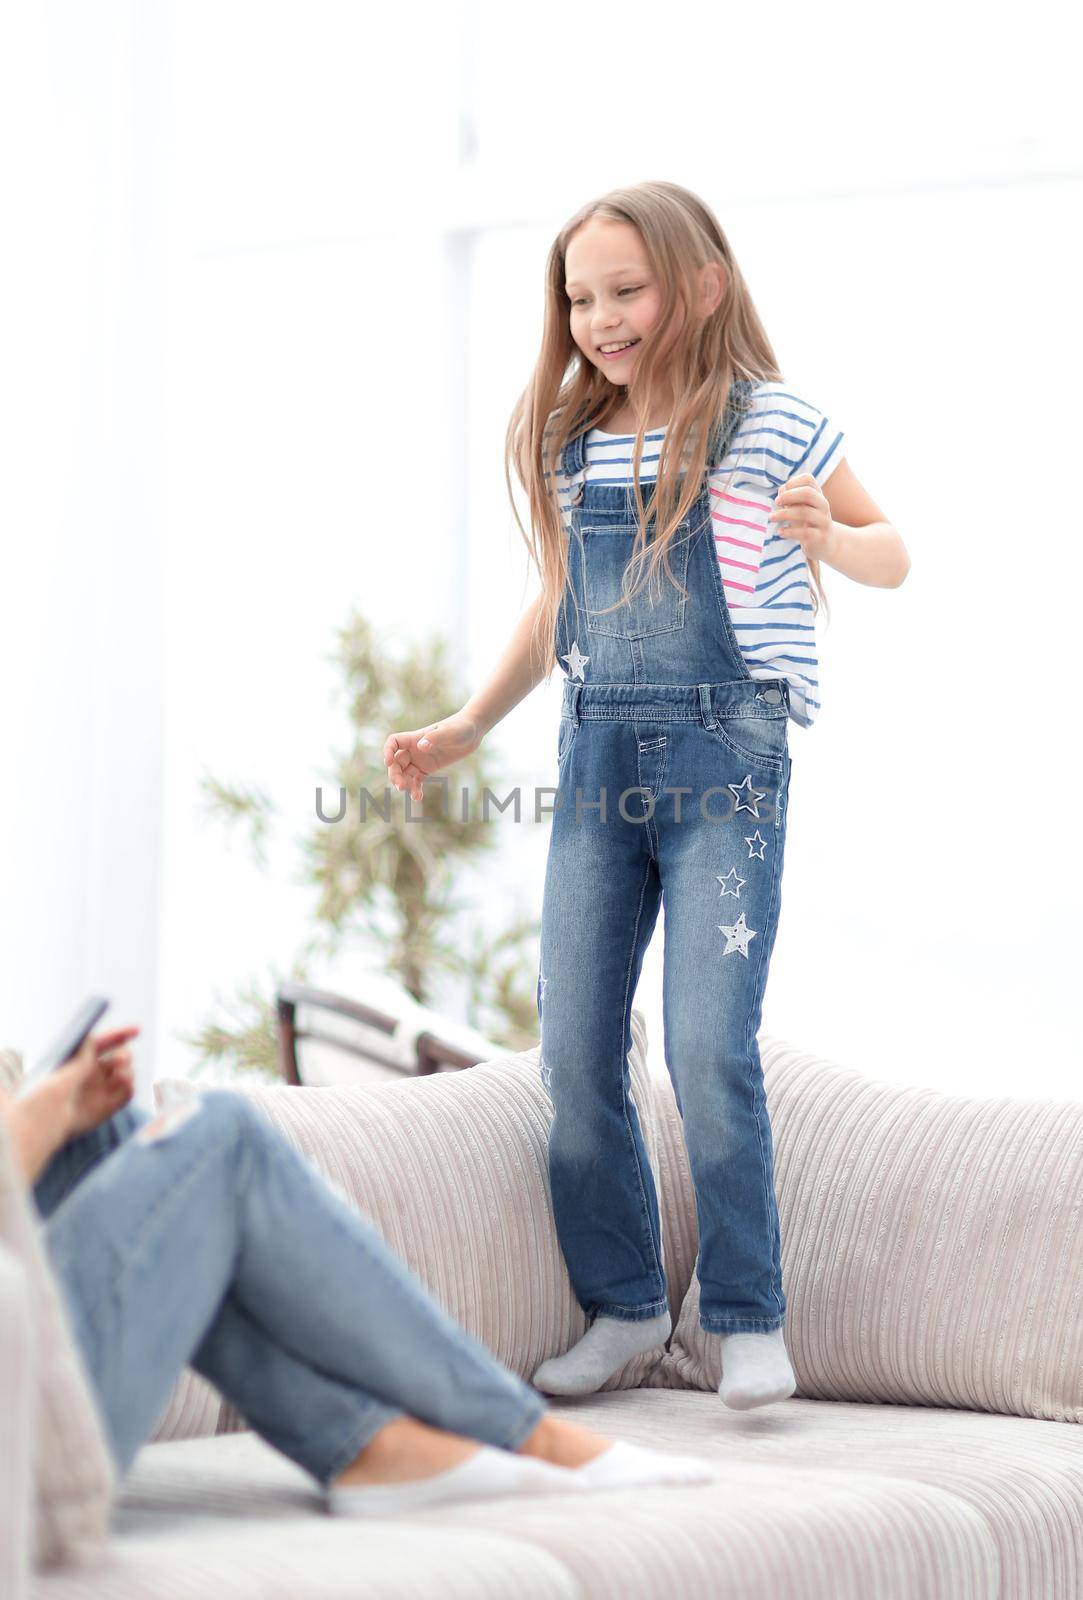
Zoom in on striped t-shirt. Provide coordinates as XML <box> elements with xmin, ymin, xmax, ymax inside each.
<box><xmin>554</xmin><ymin>381</ymin><xmax>846</xmax><ymax>728</ymax></box>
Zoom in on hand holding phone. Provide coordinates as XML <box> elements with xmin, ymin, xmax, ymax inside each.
<box><xmin>59</xmin><ymin>1024</ymin><xmax>140</xmax><ymax>1139</ymax></box>
<box><xmin>20</xmin><ymin>997</ymin><xmax>111</xmax><ymax>1090</ymax></box>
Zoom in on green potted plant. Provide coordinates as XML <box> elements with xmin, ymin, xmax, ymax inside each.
<box><xmin>182</xmin><ymin>611</ymin><xmax>545</xmax><ymax>1078</ymax></box>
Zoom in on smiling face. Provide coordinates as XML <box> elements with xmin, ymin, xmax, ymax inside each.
<box><xmin>564</xmin><ymin>218</ymin><xmax>663</xmax><ymax>386</ymax></box>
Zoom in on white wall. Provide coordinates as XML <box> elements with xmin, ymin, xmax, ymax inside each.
<box><xmin>4</xmin><ymin>0</ymin><xmax>1079</xmax><ymax>1099</ymax></box>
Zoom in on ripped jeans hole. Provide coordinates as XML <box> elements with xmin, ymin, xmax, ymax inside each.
<box><xmin>134</xmin><ymin>1096</ymin><xmax>202</xmax><ymax>1146</ymax></box>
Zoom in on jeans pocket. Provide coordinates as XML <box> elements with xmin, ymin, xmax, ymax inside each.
<box><xmin>582</xmin><ymin>524</ymin><xmax>691</xmax><ymax>639</ymax></box>
<box><xmin>556</xmin><ymin>714</ymin><xmax>580</xmax><ymax>771</ymax></box>
<box><xmin>705</xmin><ymin>713</ymin><xmax>787</xmax><ymax>774</ymax></box>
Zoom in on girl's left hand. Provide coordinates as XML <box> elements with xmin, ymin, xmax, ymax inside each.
<box><xmin>769</xmin><ymin>473</ymin><xmax>837</xmax><ymax>562</ymax></box>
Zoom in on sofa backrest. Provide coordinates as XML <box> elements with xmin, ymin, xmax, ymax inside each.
<box><xmin>662</xmin><ymin>1033</ymin><xmax>1083</xmax><ymax>1424</ymax></box>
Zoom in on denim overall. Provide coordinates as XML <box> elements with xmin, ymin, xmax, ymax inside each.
<box><xmin>536</xmin><ymin>377</ymin><xmax>791</xmax><ymax>1335</ymax></box>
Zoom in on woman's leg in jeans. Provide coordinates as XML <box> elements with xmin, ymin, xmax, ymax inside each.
<box><xmin>32</xmin><ymin>1104</ymin><xmax>150</xmax><ymax>1220</ymax></box>
<box><xmin>190</xmin><ymin>1292</ymin><xmax>404</xmax><ymax>1483</ymax></box>
<box><xmin>43</xmin><ymin>1092</ymin><xmax>548</xmax><ymax>1481</ymax></box>
<box><xmin>35</xmin><ymin>1104</ymin><xmax>401</xmax><ymax>1481</ymax></box>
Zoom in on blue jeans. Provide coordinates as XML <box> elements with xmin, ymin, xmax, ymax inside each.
<box><xmin>538</xmin><ymin>696</ymin><xmax>790</xmax><ymax>1335</ymax></box>
<box><xmin>34</xmin><ymin>1093</ymin><xmax>547</xmax><ymax>1483</ymax></box>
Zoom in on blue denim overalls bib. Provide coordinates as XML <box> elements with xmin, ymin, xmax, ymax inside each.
<box><xmin>537</xmin><ymin>377</ymin><xmax>790</xmax><ymax>1336</ymax></box>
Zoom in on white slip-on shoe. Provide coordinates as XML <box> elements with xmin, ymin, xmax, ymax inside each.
<box><xmin>327</xmin><ymin>1444</ymin><xmax>579</xmax><ymax>1518</ymax></box>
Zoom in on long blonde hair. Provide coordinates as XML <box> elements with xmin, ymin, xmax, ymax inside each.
<box><xmin>505</xmin><ymin>179</ymin><xmax>830</xmax><ymax>682</ymax></box>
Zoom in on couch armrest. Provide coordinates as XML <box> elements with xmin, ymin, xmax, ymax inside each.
<box><xmin>0</xmin><ymin>1245</ymin><xmax>33</xmax><ymax>1598</ymax></box>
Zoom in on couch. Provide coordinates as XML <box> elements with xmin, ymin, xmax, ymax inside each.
<box><xmin>2</xmin><ymin>1018</ymin><xmax>1082</xmax><ymax>1599</ymax></box>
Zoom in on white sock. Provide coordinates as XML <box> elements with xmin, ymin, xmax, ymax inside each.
<box><xmin>717</xmin><ymin>1327</ymin><xmax>796</xmax><ymax>1410</ymax></box>
<box><xmin>327</xmin><ymin>1445</ymin><xmax>575</xmax><ymax>1517</ymax></box>
<box><xmin>532</xmin><ymin>1310</ymin><xmax>672</xmax><ymax>1396</ymax></box>
<box><xmin>574</xmin><ymin>1439</ymin><xmax>719</xmax><ymax>1491</ymax></box>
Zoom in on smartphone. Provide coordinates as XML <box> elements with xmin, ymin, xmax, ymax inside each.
<box><xmin>21</xmin><ymin>996</ymin><xmax>111</xmax><ymax>1089</ymax></box>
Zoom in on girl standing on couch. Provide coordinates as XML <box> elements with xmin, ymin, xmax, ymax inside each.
<box><xmin>384</xmin><ymin>181</ymin><xmax>908</xmax><ymax>1410</ymax></box>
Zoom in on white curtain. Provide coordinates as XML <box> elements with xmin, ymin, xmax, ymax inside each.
<box><xmin>0</xmin><ymin>1</ymin><xmax>169</xmax><ymax>1086</ymax></box>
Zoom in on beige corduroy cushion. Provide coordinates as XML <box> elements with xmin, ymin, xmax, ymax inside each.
<box><xmin>662</xmin><ymin>1035</ymin><xmax>1083</xmax><ymax>1424</ymax></box>
<box><xmin>98</xmin><ymin>1399</ymin><xmax>1083</xmax><ymax>1600</ymax></box>
<box><xmin>0</xmin><ymin>1114</ymin><xmax>116</xmax><ymax>1570</ymax></box>
<box><xmin>154</xmin><ymin>1010</ymin><xmax>671</xmax><ymax>1438</ymax></box>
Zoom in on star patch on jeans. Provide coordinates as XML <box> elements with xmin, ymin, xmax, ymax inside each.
<box><xmin>718</xmin><ymin>912</ymin><xmax>757</xmax><ymax>958</ymax></box>
<box><xmin>728</xmin><ymin>775</ymin><xmax>767</xmax><ymax>817</ymax></box>
<box><xmin>716</xmin><ymin>868</ymin><xmax>745</xmax><ymax>898</ymax></box>
<box><xmin>561</xmin><ymin>641</ymin><xmax>589</xmax><ymax>680</ymax></box>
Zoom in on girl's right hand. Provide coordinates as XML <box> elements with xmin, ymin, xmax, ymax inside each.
<box><xmin>383</xmin><ymin>711</ymin><xmax>482</xmax><ymax>802</ymax></box>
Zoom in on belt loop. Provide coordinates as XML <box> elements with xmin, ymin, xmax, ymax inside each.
<box><xmin>697</xmin><ymin>682</ymin><xmax>716</xmax><ymax>731</ymax></box>
<box><xmin>571</xmin><ymin>683</ymin><xmax>582</xmax><ymax>726</ymax></box>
